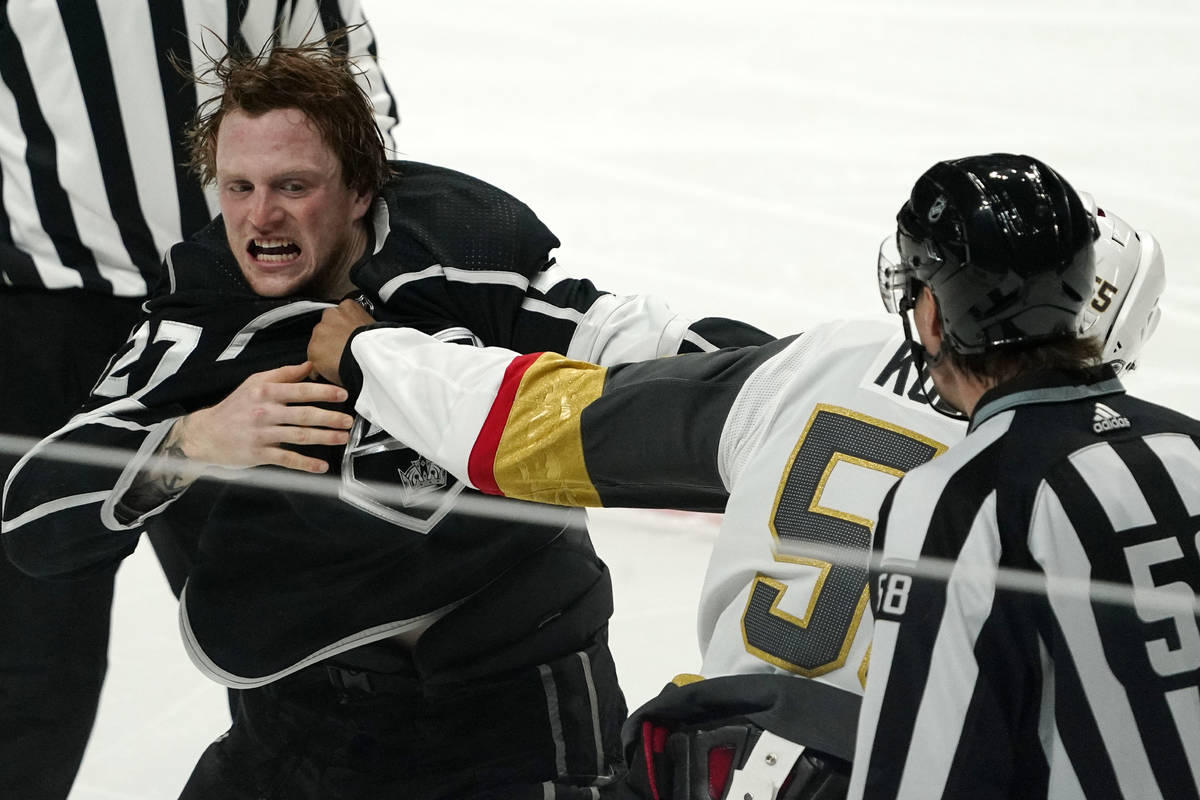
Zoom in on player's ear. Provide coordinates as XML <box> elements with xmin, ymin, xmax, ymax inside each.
<box><xmin>915</xmin><ymin>285</ymin><xmax>943</xmax><ymax>348</ymax></box>
<box><xmin>351</xmin><ymin>188</ymin><xmax>373</xmax><ymax>221</ymax></box>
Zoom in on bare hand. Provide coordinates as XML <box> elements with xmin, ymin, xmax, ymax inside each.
<box><xmin>307</xmin><ymin>299</ymin><xmax>375</xmax><ymax>385</ymax></box>
<box><xmin>176</xmin><ymin>362</ymin><xmax>353</xmax><ymax>474</ymax></box>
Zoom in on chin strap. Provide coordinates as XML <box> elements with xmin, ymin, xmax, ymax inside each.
<box><xmin>899</xmin><ymin>312</ymin><xmax>968</xmax><ymax>422</ymax></box>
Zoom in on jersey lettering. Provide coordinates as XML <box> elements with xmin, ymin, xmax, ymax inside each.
<box><xmin>876</xmin><ymin>572</ymin><xmax>912</xmax><ymax>619</ymax></box>
<box><xmin>871</xmin><ymin>341</ymin><xmax>945</xmax><ymax>407</ymax></box>
<box><xmin>1123</xmin><ymin>533</ymin><xmax>1200</xmax><ymax>676</ymax></box>
<box><xmin>741</xmin><ymin>405</ymin><xmax>946</xmax><ymax>681</ymax></box>
<box><xmin>93</xmin><ymin>319</ymin><xmax>202</xmax><ymax>400</ymax></box>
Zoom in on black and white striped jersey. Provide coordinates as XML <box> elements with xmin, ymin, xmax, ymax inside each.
<box><xmin>851</xmin><ymin>366</ymin><xmax>1200</xmax><ymax>799</ymax></box>
<box><xmin>2</xmin><ymin>161</ymin><xmax>770</xmax><ymax>686</ymax></box>
<box><xmin>0</xmin><ymin>0</ymin><xmax>398</xmax><ymax>297</ymax></box>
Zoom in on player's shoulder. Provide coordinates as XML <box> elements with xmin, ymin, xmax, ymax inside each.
<box><xmin>382</xmin><ymin>159</ymin><xmax>553</xmax><ymax>241</ymax></box>
<box><xmin>156</xmin><ymin>216</ymin><xmax>254</xmax><ymax>302</ymax></box>
<box><xmin>792</xmin><ymin>314</ymin><xmax>904</xmax><ymax>359</ymax></box>
<box><xmin>773</xmin><ymin>313</ymin><xmax>966</xmax><ymax>444</ymax></box>
<box><xmin>363</xmin><ymin>160</ymin><xmax>561</xmax><ymax>282</ymax></box>
<box><xmin>386</xmin><ymin>160</ymin><xmax>513</xmax><ymax>198</ymax></box>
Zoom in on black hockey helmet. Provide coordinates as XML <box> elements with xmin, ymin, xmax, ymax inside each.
<box><xmin>884</xmin><ymin>153</ymin><xmax>1098</xmax><ymax>355</ymax></box>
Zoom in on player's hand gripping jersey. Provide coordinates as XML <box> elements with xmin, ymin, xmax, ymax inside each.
<box><xmin>328</xmin><ymin>315</ymin><xmax>967</xmax><ymax>697</ymax></box>
<box><xmin>1</xmin><ymin>162</ymin><xmax>769</xmax><ymax>687</ymax></box>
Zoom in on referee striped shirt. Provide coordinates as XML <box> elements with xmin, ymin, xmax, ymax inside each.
<box><xmin>851</xmin><ymin>367</ymin><xmax>1200</xmax><ymax>799</ymax></box>
<box><xmin>0</xmin><ymin>0</ymin><xmax>398</xmax><ymax>297</ymax></box>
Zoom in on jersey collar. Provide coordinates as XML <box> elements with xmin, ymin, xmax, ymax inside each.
<box><xmin>969</xmin><ymin>364</ymin><xmax>1125</xmax><ymax>433</ymax></box>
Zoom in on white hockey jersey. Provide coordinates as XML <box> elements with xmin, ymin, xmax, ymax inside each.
<box><xmin>331</xmin><ymin>314</ymin><xmax>967</xmax><ymax>699</ymax></box>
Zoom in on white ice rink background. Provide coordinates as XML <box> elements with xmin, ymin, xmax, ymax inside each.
<box><xmin>52</xmin><ymin>1</ymin><xmax>1200</xmax><ymax>796</ymax></box>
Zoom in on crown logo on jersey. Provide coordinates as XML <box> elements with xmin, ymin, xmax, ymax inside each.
<box><xmin>338</xmin><ymin>419</ymin><xmax>461</xmax><ymax>533</ymax></box>
<box><xmin>1092</xmin><ymin>402</ymin><xmax>1131</xmax><ymax>434</ymax></box>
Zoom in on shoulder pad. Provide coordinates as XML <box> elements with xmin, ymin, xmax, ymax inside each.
<box><xmin>353</xmin><ymin>161</ymin><xmax>561</xmax><ymax>294</ymax></box>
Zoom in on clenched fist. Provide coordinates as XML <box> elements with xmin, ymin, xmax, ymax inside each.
<box><xmin>307</xmin><ymin>299</ymin><xmax>375</xmax><ymax>385</ymax></box>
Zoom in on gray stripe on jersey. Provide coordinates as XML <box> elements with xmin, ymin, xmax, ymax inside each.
<box><xmin>431</xmin><ymin>326</ymin><xmax>481</xmax><ymax>346</ymax></box>
<box><xmin>1</xmin><ymin>490</ymin><xmax>110</xmax><ymax>533</ymax></box>
<box><xmin>377</xmin><ymin>264</ymin><xmax>531</xmax><ymax>303</ymax></box>
<box><xmin>521</xmin><ymin>297</ymin><xmax>585</xmax><ymax>323</ymax></box>
<box><xmin>1144</xmin><ymin>433</ymin><xmax>1200</xmax><ymax>517</ymax></box>
<box><xmin>969</xmin><ymin>378</ymin><xmax>1124</xmax><ymax>431</ymax></box>
<box><xmin>1067</xmin><ymin>442</ymin><xmax>1155</xmax><ymax>531</ymax></box>
<box><xmin>577</xmin><ymin>650</ymin><xmax>606</xmax><ymax>777</ymax></box>
<box><xmin>682</xmin><ymin>329</ymin><xmax>719</xmax><ymax>352</ymax></box>
<box><xmin>1028</xmin><ymin>484</ymin><xmax>1164</xmax><ymax>800</ymax></box>
<box><xmin>1166</xmin><ymin>687</ymin><xmax>1200</xmax><ymax>786</ymax></box>
<box><xmin>217</xmin><ymin>301</ymin><xmax>334</xmax><ymax>361</ymax></box>
<box><xmin>894</xmin><ymin>492</ymin><xmax>1000</xmax><ymax>800</ymax></box>
<box><xmin>179</xmin><ymin>589</ymin><xmax>462</xmax><ymax>688</ymax></box>
<box><xmin>539</xmin><ymin>663</ymin><xmax>569</xmax><ymax>775</ymax></box>
<box><xmin>1036</xmin><ymin>638</ymin><xmax>1087</xmax><ymax>799</ymax></box>
<box><xmin>530</xmin><ymin>262</ymin><xmax>572</xmax><ymax>293</ymax></box>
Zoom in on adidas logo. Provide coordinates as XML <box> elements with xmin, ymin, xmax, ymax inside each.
<box><xmin>1092</xmin><ymin>402</ymin><xmax>1131</xmax><ymax>434</ymax></box>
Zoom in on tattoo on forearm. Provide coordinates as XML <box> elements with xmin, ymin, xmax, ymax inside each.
<box><xmin>113</xmin><ymin>424</ymin><xmax>199</xmax><ymax>524</ymax></box>
<box><xmin>158</xmin><ymin>440</ymin><xmax>188</xmax><ymax>492</ymax></box>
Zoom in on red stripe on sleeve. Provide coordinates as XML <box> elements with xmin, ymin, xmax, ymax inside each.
<box><xmin>467</xmin><ymin>352</ymin><xmax>543</xmax><ymax>495</ymax></box>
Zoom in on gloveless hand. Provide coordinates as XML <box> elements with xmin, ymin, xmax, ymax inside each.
<box><xmin>175</xmin><ymin>361</ymin><xmax>353</xmax><ymax>474</ymax></box>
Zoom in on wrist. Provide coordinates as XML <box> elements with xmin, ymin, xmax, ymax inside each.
<box><xmin>171</xmin><ymin>411</ymin><xmax>213</xmax><ymax>469</ymax></box>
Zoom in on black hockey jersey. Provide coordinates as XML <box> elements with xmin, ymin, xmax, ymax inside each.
<box><xmin>2</xmin><ymin>161</ymin><xmax>771</xmax><ymax>686</ymax></box>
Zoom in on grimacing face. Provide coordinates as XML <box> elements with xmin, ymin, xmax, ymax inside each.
<box><xmin>215</xmin><ymin>107</ymin><xmax>372</xmax><ymax>298</ymax></box>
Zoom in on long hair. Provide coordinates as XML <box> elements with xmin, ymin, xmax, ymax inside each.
<box><xmin>184</xmin><ymin>27</ymin><xmax>391</xmax><ymax>195</ymax></box>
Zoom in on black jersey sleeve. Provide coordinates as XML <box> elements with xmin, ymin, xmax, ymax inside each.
<box><xmin>350</xmin><ymin>161</ymin><xmax>773</xmax><ymax>363</ymax></box>
<box><xmin>1</xmin><ymin>269</ymin><xmax>323</xmax><ymax>579</ymax></box>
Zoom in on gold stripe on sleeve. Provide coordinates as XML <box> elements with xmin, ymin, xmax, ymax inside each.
<box><xmin>492</xmin><ymin>354</ymin><xmax>607</xmax><ymax>507</ymax></box>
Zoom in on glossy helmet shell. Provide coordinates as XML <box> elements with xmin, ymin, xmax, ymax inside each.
<box><xmin>896</xmin><ymin>153</ymin><xmax>1098</xmax><ymax>354</ymax></box>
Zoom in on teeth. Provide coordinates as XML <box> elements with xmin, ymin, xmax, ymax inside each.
<box><xmin>248</xmin><ymin>239</ymin><xmax>301</xmax><ymax>261</ymax></box>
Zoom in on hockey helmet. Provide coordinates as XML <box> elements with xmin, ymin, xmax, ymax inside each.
<box><xmin>880</xmin><ymin>154</ymin><xmax>1098</xmax><ymax>354</ymax></box>
<box><xmin>1077</xmin><ymin>193</ymin><xmax>1165</xmax><ymax>373</ymax></box>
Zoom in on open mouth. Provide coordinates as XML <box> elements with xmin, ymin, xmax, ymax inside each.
<box><xmin>248</xmin><ymin>239</ymin><xmax>301</xmax><ymax>263</ymax></box>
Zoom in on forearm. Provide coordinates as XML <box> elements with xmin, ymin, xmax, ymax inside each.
<box><xmin>112</xmin><ymin>416</ymin><xmax>207</xmax><ymax>525</ymax></box>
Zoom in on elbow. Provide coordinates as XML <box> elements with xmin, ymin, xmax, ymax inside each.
<box><xmin>3</xmin><ymin>526</ymin><xmax>132</xmax><ymax>582</ymax></box>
